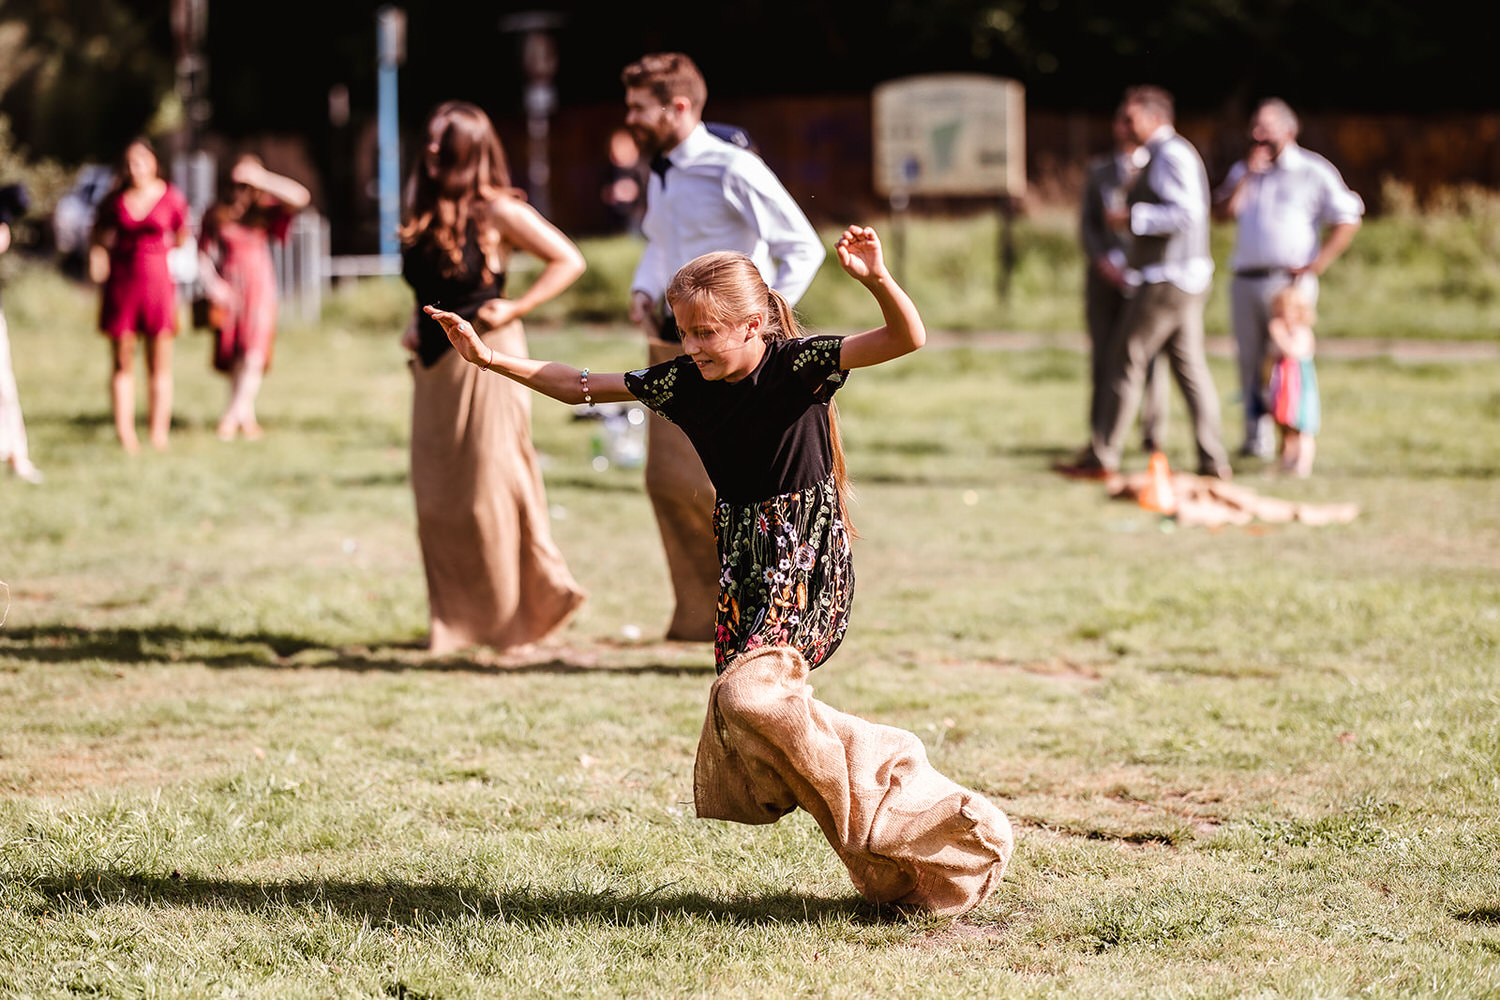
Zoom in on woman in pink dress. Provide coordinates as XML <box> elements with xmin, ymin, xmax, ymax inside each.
<box><xmin>198</xmin><ymin>155</ymin><xmax>310</xmax><ymax>440</ymax></box>
<box><xmin>90</xmin><ymin>137</ymin><xmax>190</xmax><ymax>452</ymax></box>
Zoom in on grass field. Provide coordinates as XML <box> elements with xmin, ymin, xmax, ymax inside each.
<box><xmin>1</xmin><ymin>268</ymin><xmax>1497</xmax><ymax>998</ymax></box>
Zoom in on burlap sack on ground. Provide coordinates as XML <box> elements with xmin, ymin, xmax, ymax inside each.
<box><xmin>1112</xmin><ymin>470</ymin><xmax>1360</xmax><ymax>527</ymax></box>
<box><xmin>695</xmin><ymin>646</ymin><xmax>1014</xmax><ymax>916</ymax></box>
<box><xmin>643</xmin><ymin>338</ymin><xmax>719</xmax><ymax>641</ymax></box>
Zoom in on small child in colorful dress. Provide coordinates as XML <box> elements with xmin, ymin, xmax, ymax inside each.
<box><xmin>1265</xmin><ymin>284</ymin><xmax>1321</xmax><ymax>477</ymax></box>
<box><xmin>425</xmin><ymin>225</ymin><xmax>1012</xmax><ymax>916</ymax></box>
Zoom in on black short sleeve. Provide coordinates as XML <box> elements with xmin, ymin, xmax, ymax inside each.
<box><xmin>788</xmin><ymin>336</ymin><xmax>848</xmax><ymax>402</ymax></box>
<box><xmin>624</xmin><ymin>358</ymin><xmax>689</xmax><ymax>422</ymax></box>
<box><xmin>621</xmin><ymin>336</ymin><xmax>850</xmax><ymax>503</ymax></box>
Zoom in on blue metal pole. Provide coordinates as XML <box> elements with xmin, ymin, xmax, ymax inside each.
<box><xmin>376</xmin><ymin>7</ymin><xmax>403</xmax><ymax>260</ymax></box>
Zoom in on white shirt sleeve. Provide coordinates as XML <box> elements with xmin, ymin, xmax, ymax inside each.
<box><xmin>1214</xmin><ymin>160</ymin><xmax>1248</xmax><ymax>209</ymax></box>
<box><xmin>723</xmin><ymin>158</ymin><xmax>825</xmax><ymax>305</ymax></box>
<box><xmin>1130</xmin><ymin>141</ymin><xmax>1207</xmax><ymax>238</ymax></box>
<box><xmin>630</xmin><ymin>176</ymin><xmax>672</xmax><ymax>302</ymax></box>
<box><xmin>1313</xmin><ymin>158</ymin><xmax>1365</xmax><ymax>228</ymax></box>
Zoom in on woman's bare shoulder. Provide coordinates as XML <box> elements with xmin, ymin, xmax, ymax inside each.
<box><xmin>482</xmin><ymin>190</ymin><xmax>532</xmax><ymax>222</ymax></box>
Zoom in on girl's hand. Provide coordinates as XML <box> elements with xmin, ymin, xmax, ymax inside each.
<box><xmin>424</xmin><ymin>305</ymin><xmax>491</xmax><ymax>368</ymax></box>
<box><xmin>835</xmin><ymin>225</ymin><xmax>888</xmax><ymax>284</ymax></box>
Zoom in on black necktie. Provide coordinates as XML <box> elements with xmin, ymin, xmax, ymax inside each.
<box><xmin>649</xmin><ymin>152</ymin><xmax>671</xmax><ymax>186</ymax></box>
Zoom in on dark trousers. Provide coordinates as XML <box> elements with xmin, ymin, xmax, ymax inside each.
<box><xmin>1089</xmin><ymin>282</ymin><xmax>1229</xmax><ymax>475</ymax></box>
<box><xmin>1086</xmin><ymin>272</ymin><xmax>1167</xmax><ymax>451</ymax></box>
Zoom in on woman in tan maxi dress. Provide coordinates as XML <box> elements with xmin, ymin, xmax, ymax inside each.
<box><xmin>399</xmin><ymin>101</ymin><xmax>586</xmax><ymax>654</ymax></box>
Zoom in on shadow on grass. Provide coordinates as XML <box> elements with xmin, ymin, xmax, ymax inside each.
<box><xmin>0</xmin><ymin>625</ymin><xmax>712</xmax><ymax>677</ymax></box>
<box><xmin>30</xmin><ymin>868</ymin><xmax>883</xmax><ymax>926</ymax></box>
<box><xmin>44</xmin><ymin>413</ymin><xmax>210</xmax><ymax>433</ymax></box>
<box><xmin>1452</xmin><ymin>906</ymin><xmax>1500</xmax><ymax>925</ymax></box>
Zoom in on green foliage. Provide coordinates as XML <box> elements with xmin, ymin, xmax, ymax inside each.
<box><xmin>537</xmin><ymin>233</ymin><xmax>648</xmax><ymax>323</ymax></box>
<box><xmin>0</xmin><ymin>114</ymin><xmax>68</xmax><ymax>244</ymax></box>
<box><xmin>0</xmin><ymin>0</ymin><xmax>174</xmax><ymax>162</ymax></box>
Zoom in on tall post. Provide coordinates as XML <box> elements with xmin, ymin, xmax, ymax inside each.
<box><xmin>997</xmin><ymin>195</ymin><xmax>1016</xmax><ymax>299</ymax></box>
<box><xmin>499</xmin><ymin>11</ymin><xmax>563</xmax><ymax>219</ymax></box>
<box><xmin>376</xmin><ymin>6</ymin><xmax>406</xmax><ymax>260</ymax></box>
<box><xmin>169</xmin><ymin>0</ymin><xmax>213</xmax><ymax>222</ymax></box>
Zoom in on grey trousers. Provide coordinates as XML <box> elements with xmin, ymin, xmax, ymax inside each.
<box><xmin>1090</xmin><ymin>282</ymin><xmax>1229</xmax><ymax>475</ymax></box>
<box><xmin>1229</xmin><ymin>273</ymin><xmax>1320</xmax><ymax>435</ymax></box>
<box><xmin>1086</xmin><ymin>273</ymin><xmax>1167</xmax><ymax>450</ymax></box>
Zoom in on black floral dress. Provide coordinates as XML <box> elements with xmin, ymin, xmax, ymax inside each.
<box><xmin>626</xmin><ymin>336</ymin><xmax>854</xmax><ymax>672</ymax></box>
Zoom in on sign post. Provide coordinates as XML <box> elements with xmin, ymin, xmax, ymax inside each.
<box><xmin>375</xmin><ymin>6</ymin><xmax>406</xmax><ymax>261</ymax></box>
<box><xmin>872</xmin><ymin>75</ymin><xmax>1026</xmax><ymax>294</ymax></box>
<box><xmin>500</xmin><ymin>11</ymin><xmax>564</xmax><ymax>219</ymax></box>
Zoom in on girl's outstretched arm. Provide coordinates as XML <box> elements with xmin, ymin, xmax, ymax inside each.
<box><xmin>424</xmin><ymin>305</ymin><xmax>635</xmax><ymax>405</ymax></box>
<box><xmin>830</xmin><ymin>225</ymin><xmax>927</xmax><ymax>370</ymax></box>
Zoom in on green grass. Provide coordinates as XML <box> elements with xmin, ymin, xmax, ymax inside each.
<box><xmin>1</xmin><ymin>267</ymin><xmax>1498</xmax><ymax>998</ymax></box>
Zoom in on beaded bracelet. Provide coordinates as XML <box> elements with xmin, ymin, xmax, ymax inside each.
<box><xmin>580</xmin><ymin>368</ymin><xmax>594</xmax><ymax>408</ymax></box>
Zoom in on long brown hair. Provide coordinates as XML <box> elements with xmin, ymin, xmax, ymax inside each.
<box><xmin>92</xmin><ymin>136</ymin><xmax>158</xmax><ymax>242</ymax></box>
<box><xmin>398</xmin><ymin>101</ymin><xmax>516</xmax><ymax>279</ymax></box>
<box><xmin>666</xmin><ymin>251</ymin><xmax>857</xmax><ymax>532</ymax></box>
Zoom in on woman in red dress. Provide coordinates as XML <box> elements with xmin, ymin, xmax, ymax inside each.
<box><xmin>198</xmin><ymin>155</ymin><xmax>310</xmax><ymax>440</ymax></box>
<box><xmin>89</xmin><ymin>138</ymin><xmax>190</xmax><ymax>452</ymax></box>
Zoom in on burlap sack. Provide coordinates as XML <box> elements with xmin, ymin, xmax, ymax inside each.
<box><xmin>695</xmin><ymin>646</ymin><xmax>1014</xmax><ymax>916</ymax></box>
<box><xmin>1110</xmin><ymin>470</ymin><xmax>1360</xmax><ymax>528</ymax></box>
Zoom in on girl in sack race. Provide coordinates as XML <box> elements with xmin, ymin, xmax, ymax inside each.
<box><xmin>425</xmin><ymin>225</ymin><xmax>1012</xmax><ymax>916</ymax></box>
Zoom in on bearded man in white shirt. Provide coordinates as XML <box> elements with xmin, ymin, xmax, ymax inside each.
<box><xmin>1214</xmin><ymin>98</ymin><xmax>1363</xmax><ymax>459</ymax></box>
<box><xmin>620</xmin><ymin>52</ymin><xmax>825</xmax><ymax>641</ymax></box>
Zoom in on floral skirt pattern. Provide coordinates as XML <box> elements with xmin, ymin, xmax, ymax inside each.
<box><xmin>713</xmin><ymin>475</ymin><xmax>854</xmax><ymax>672</ymax></box>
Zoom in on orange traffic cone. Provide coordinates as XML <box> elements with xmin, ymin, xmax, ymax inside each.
<box><xmin>1138</xmin><ymin>451</ymin><xmax>1177</xmax><ymax>515</ymax></box>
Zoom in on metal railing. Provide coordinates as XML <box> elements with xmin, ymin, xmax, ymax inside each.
<box><xmin>269</xmin><ymin>212</ymin><xmax>402</xmax><ymax>323</ymax></box>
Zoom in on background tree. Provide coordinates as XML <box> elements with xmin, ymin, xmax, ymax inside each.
<box><xmin>0</xmin><ymin>0</ymin><xmax>174</xmax><ymax>163</ymax></box>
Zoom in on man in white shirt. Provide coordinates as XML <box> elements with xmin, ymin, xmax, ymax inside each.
<box><xmin>1061</xmin><ymin>85</ymin><xmax>1231</xmax><ymax>481</ymax></box>
<box><xmin>1215</xmin><ymin>98</ymin><xmax>1363</xmax><ymax>458</ymax></box>
<box><xmin>621</xmin><ymin>52</ymin><xmax>825</xmax><ymax>641</ymax></box>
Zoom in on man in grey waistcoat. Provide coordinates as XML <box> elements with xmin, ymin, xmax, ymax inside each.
<box><xmin>1061</xmin><ymin>85</ymin><xmax>1231</xmax><ymax>481</ymax></box>
<box><xmin>1076</xmin><ymin>107</ymin><xmax>1167</xmax><ymax>457</ymax></box>
<box><xmin>1214</xmin><ymin>98</ymin><xmax>1363</xmax><ymax>459</ymax></box>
